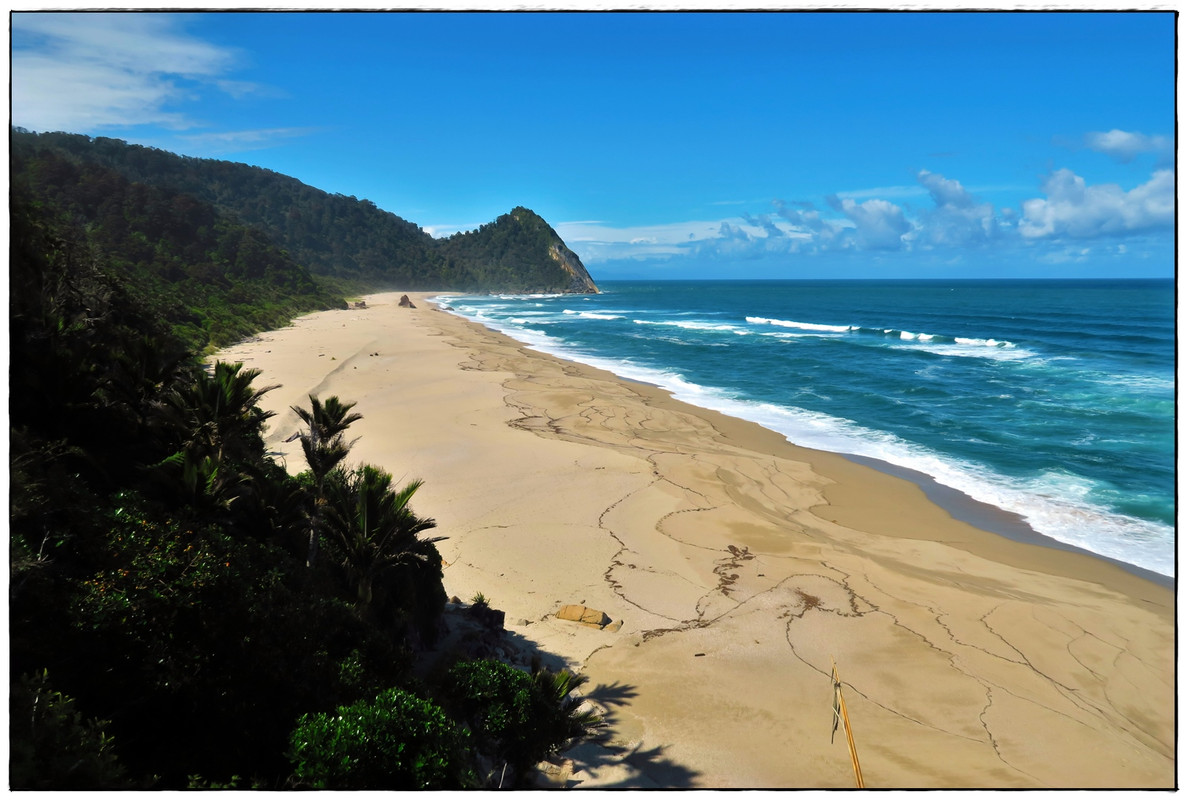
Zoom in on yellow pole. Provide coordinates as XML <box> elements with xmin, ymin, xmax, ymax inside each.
<box><xmin>831</xmin><ymin>658</ymin><xmax>864</xmax><ymax>788</ymax></box>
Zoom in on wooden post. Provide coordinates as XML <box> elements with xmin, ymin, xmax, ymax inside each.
<box><xmin>831</xmin><ymin>658</ymin><xmax>864</xmax><ymax>788</ymax></box>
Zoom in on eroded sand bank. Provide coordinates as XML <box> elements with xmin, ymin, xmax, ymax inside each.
<box><xmin>216</xmin><ymin>292</ymin><xmax>1174</xmax><ymax>789</ymax></box>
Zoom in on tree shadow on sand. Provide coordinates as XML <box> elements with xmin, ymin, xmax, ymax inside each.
<box><xmin>562</xmin><ymin>681</ymin><xmax>701</xmax><ymax>788</ymax></box>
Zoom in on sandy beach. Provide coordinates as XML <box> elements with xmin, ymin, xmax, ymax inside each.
<box><xmin>215</xmin><ymin>291</ymin><xmax>1174</xmax><ymax>789</ymax></box>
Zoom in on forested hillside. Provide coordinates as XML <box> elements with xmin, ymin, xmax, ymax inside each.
<box><xmin>12</xmin><ymin>129</ymin><xmax>599</xmax><ymax>297</ymax></box>
<box><xmin>10</xmin><ymin>145</ymin><xmax>345</xmax><ymax>352</ymax></box>
<box><xmin>9</xmin><ymin>189</ymin><xmax>603</xmax><ymax>790</ymax></box>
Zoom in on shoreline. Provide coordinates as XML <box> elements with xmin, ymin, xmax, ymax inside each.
<box><xmin>430</xmin><ymin>293</ymin><xmax>1173</xmax><ymax>585</ymax></box>
<box><xmin>838</xmin><ymin>454</ymin><xmax>1174</xmax><ymax>590</ymax></box>
<box><xmin>215</xmin><ymin>291</ymin><xmax>1173</xmax><ymax>788</ymax></box>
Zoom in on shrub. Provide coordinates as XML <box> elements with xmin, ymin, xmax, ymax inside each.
<box><xmin>287</xmin><ymin>687</ymin><xmax>474</xmax><ymax>789</ymax></box>
<box><xmin>10</xmin><ymin>671</ymin><xmax>129</xmax><ymax>789</ymax></box>
<box><xmin>442</xmin><ymin>659</ymin><xmax>532</xmax><ymax>747</ymax></box>
<box><xmin>439</xmin><ymin>659</ymin><xmax>604</xmax><ymax>785</ymax></box>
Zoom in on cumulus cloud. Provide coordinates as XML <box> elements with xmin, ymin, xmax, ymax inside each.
<box><xmin>826</xmin><ymin>195</ymin><xmax>911</xmax><ymax>250</ymax></box>
<box><xmin>559</xmin><ymin>162</ymin><xmax>1171</xmax><ymax>269</ymax></box>
<box><xmin>1085</xmin><ymin>129</ymin><xmax>1173</xmax><ymax>164</ymax></box>
<box><xmin>915</xmin><ymin>170</ymin><xmax>999</xmax><ymax>247</ymax></box>
<box><xmin>1018</xmin><ymin>168</ymin><xmax>1174</xmax><ymax>239</ymax></box>
<box><xmin>12</xmin><ymin>12</ymin><xmax>249</xmax><ymax>132</ymax></box>
<box><xmin>918</xmin><ymin>169</ymin><xmax>975</xmax><ymax>208</ymax></box>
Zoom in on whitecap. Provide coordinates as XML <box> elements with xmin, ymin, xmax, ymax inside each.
<box><xmin>635</xmin><ymin>319</ymin><xmax>750</xmax><ymax>334</ymax></box>
<box><xmin>562</xmin><ymin>309</ymin><xmax>624</xmax><ymax>320</ymax></box>
<box><xmin>746</xmin><ymin>316</ymin><xmax>852</xmax><ymax>333</ymax></box>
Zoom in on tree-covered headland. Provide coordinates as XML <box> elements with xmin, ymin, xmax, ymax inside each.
<box><xmin>9</xmin><ymin>132</ymin><xmax>603</xmax><ymax>788</ymax></box>
<box><xmin>12</xmin><ymin>129</ymin><xmax>598</xmax><ymax>343</ymax></box>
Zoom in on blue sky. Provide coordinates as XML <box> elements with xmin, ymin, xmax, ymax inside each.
<box><xmin>10</xmin><ymin>9</ymin><xmax>1176</xmax><ymax>279</ymax></box>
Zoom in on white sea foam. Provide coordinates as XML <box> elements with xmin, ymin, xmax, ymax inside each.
<box><xmin>906</xmin><ymin>342</ymin><xmax>1036</xmax><ymax>362</ymax></box>
<box><xmin>635</xmin><ymin>319</ymin><xmax>750</xmax><ymax>334</ymax></box>
<box><xmin>954</xmin><ymin>336</ymin><xmax>1011</xmax><ymax>348</ymax></box>
<box><xmin>562</xmin><ymin>309</ymin><xmax>624</xmax><ymax>320</ymax></box>
<box><xmin>746</xmin><ymin>316</ymin><xmax>1024</xmax><ymax>355</ymax></box>
<box><xmin>747</xmin><ymin>316</ymin><xmax>852</xmax><ymax>333</ymax></box>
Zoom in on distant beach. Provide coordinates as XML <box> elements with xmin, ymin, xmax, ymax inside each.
<box><xmin>216</xmin><ymin>291</ymin><xmax>1174</xmax><ymax>788</ymax></box>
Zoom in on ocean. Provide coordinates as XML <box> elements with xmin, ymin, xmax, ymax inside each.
<box><xmin>437</xmin><ymin>280</ymin><xmax>1175</xmax><ymax>579</ymax></box>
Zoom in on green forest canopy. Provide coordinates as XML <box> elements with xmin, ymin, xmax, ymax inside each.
<box><xmin>12</xmin><ymin>128</ymin><xmax>598</xmax><ymax>298</ymax></box>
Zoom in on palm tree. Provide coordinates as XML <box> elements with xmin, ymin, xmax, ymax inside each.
<box><xmin>292</xmin><ymin>395</ymin><xmax>363</xmax><ymax>566</ymax></box>
<box><xmin>158</xmin><ymin>361</ymin><xmax>278</xmax><ymax>466</ymax></box>
<box><xmin>321</xmin><ymin>465</ymin><xmax>445</xmax><ymax>610</ymax></box>
<box><xmin>155</xmin><ymin>449</ymin><xmax>250</xmax><ymax>517</ymax></box>
<box><xmin>292</xmin><ymin>396</ymin><xmax>363</xmax><ymax>472</ymax></box>
<box><xmin>528</xmin><ymin>668</ymin><xmax>605</xmax><ymax>756</ymax></box>
<box><xmin>152</xmin><ymin>361</ymin><xmax>277</xmax><ymax>515</ymax></box>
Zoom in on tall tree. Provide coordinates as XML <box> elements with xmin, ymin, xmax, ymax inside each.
<box><xmin>292</xmin><ymin>395</ymin><xmax>363</xmax><ymax>566</ymax></box>
<box><xmin>159</xmin><ymin>361</ymin><xmax>278</xmax><ymax>466</ymax></box>
<box><xmin>322</xmin><ymin>467</ymin><xmax>444</xmax><ymax>611</ymax></box>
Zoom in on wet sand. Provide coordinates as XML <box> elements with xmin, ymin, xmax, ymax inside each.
<box><xmin>216</xmin><ymin>291</ymin><xmax>1174</xmax><ymax>788</ymax></box>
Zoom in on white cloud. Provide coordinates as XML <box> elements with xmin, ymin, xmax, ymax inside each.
<box><xmin>12</xmin><ymin>12</ymin><xmax>241</xmax><ymax>132</ymax></box>
<box><xmin>827</xmin><ymin>196</ymin><xmax>912</xmax><ymax>250</ymax></box>
<box><xmin>177</xmin><ymin>127</ymin><xmax>323</xmax><ymax>153</ymax></box>
<box><xmin>833</xmin><ymin>184</ymin><xmax>928</xmax><ymax>201</ymax></box>
<box><xmin>560</xmin><ymin>163</ymin><xmax>1172</xmax><ymax>268</ymax></box>
<box><xmin>917</xmin><ymin>169</ymin><xmax>974</xmax><ymax>208</ymax></box>
<box><xmin>1085</xmin><ymin>129</ymin><xmax>1172</xmax><ymax>164</ymax></box>
<box><xmin>554</xmin><ymin>219</ymin><xmax>727</xmax><ymax>261</ymax></box>
<box><xmin>1018</xmin><ymin>168</ymin><xmax>1174</xmax><ymax>239</ymax></box>
<box><xmin>915</xmin><ymin>170</ymin><xmax>998</xmax><ymax>247</ymax></box>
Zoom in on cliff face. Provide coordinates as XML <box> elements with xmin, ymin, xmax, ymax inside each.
<box><xmin>509</xmin><ymin>206</ymin><xmax>598</xmax><ymax>293</ymax></box>
<box><xmin>549</xmin><ymin>242</ymin><xmax>599</xmax><ymax>294</ymax></box>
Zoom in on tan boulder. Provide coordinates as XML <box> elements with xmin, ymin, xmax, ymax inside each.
<box><xmin>556</xmin><ymin>604</ymin><xmax>612</xmax><ymax>629</ymax></box>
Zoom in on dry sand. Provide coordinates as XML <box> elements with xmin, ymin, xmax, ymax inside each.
<box><xmin>216</xmin><ymin>291</ymin><xmax>1174</xmax><ymax>789</ymax></box>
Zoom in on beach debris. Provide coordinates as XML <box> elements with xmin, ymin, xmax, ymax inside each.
<box><xmin>831</xmin><ymin>658</ymin><xmax>864</xmax><ymax>788</ymax></box>
<box><xmin>352</xmin><ymin>300</ymin><xmax>367</xmax><ymax>308</ymax></box>
<box><xmin>556</xmin><ymin>604</ymin><xmax>613</xmax><ymax>629</ymax></box>
<box><xmin>398</xmin><ymin>294</ymin><xmax>416</xmax><ymax>308</ymax></box>
<box><xmin>534</xmin><ymin>757</ymin><xmax>574</xmax><ymax>787</ymax></box>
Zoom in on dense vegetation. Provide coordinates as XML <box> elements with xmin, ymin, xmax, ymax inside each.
<box><xmin>10</xmin><ymin>139</ymin><xmax>347</xmax><ymax>353</ymax></box>
<box><xmin>9</xmin><ymin>200</ymin><xmax>602</xmax><ymax>788</ymax></box>
<box><xmin>11</xmin><ymin>128</ymin><xmax>599</xmax><ymax>299</ymax></box>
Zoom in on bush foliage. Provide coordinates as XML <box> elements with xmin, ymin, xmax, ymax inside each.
<box><xmin>288</xmin><ymin>688</ymin><xmax>475</xmax><ymax>789</ymax></box>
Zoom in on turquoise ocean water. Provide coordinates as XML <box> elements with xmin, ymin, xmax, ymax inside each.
<box><xmin>437</xmin><ymin>280</ymin><xmax>1174</xmax><ymax>578</ymax></box>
